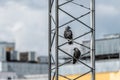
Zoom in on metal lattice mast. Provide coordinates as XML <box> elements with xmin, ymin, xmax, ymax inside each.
<box><xmin>48</xmin><ymin>0</ymin><xmax>95</xmax><ymax>80</ymax></box>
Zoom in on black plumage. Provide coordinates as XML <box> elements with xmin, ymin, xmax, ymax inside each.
<box><xmin>73</xmin><ymin>48</ymin><xmax>81</xmax><ymax>64</ymax></box>
<box><xmin>64</xmin><ymin>26</ymin><xmax>73</xmax><ymax>44</ymax></box>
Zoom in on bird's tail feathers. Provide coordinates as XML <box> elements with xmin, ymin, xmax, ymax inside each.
<box><xmin>68</xmin><ymin>40</ymin><xmax>73</xmax><ymax>45</ymax></box>
<box><xmin>73</xmin><ymin>58</ymin><xmax>77</xmax><ymax>64</ymax></box>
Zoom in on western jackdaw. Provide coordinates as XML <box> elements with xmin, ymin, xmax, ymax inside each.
<box><xmin>64</xmin><ymin>26</ymin><xmax>73</xmax><ymax>45</ymax></box>
<box><xmin>73</xmin><ymin>47</ymin><xmax>81</xmax><ymax>64</ymax></box>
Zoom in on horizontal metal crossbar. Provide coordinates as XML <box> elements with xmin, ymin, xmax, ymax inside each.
<box><xmin>78</xmin><ymin>59</ymin><xmax>92</xmax><ymax>69</ymax></box>
<box><xmin>51</xmin><ymin>31</ymin><xmax>56</xmax><ymax>47</ymax></box>
<box><xmin>74</xmin><ymin>41</ymin><xmax>90</xmax><ymax>49</ymax></box>
<box><xmin>51</xmin><ymin>11</ymin><xmax>90</xmax><ymax>31</ymax></box>
<box><xmin>59</xmin><ymin>31</ymin><xmax>91</xmax><ymax>47</ymax></box>
<box><xmin>51</xmin><ymin>30</ymin><xmax>91</xmax><ymax>49</ymax></box>
<box><xmin>58</xmin><ymin>34</ymin><xmax>91</xmax><ymax>49</ymax></box>
<box><xmin>59</xmin><ymin>74</ymin><xmax>71</xmax><ymax>80</ymax></box>
<box><xmin>52</xmin><ymin>59</ymin><xmax>72</xmax><ymax>70</ymax></box>
<box><xmin>59</xmin><ymin>8</ymin><xmax>92</xmax><ymax>30</ymax></box>
<box><xmin>51</xmin><ymin>0</ymin><xmax>54</xmax><ymax>9</ymax></box>
<box><xmin>50</xmin><ymin>13</ymin><xmax>56</xmax><ymax>25</ymax></box>
<box><xmin>73</xmin><ymin>70</ymin><xmax>91</xmax><ymax>80</ymax></box>
<box><xmin>81</xmin><ymin>51</ymin><xmax>90</xmax><ymax>57</ymax></box>
<box><xmin>74</xmin><ymin>31</ymin><xmax>91</xmax><ymax>40</ymax></box>
<box><xmin>58</xmin><ymin>48</ymin><xmax>93</xmax><ymax>69</ymax></box>
<box><xmin>59</xmin><ymin>0</ymin><xmax>74</xmax><ymax>7</ymax></box>
<box><xmin>51</xmin><ymin>53</ymin><xmax>55</xmax><ymax>64</ymax></box>
<box><xmin>71</xmin><ymin>1</ymin><xmax>90</xmax><ymax>10</ymax></box>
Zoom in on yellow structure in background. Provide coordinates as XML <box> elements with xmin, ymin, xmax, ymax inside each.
<box><xmin>6</xmin><ymin>47</ymin><xmax>14</xmax><ymax>51</ymax></box>
<box><xmin>58</xmin><ymin>71</ymin><xmax>120</xmax><ymax>80</ymax></box>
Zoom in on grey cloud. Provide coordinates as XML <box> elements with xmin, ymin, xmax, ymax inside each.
<box><xmin>0</xmin><ymin>0</ymin><xmax>47</xmax><ymax>9</ymax></box>
<box><xmin>0</xmin><ymin>0</ymin><xmax>120</xmax><ymax>56</ymax></box>
<box><xmin>96</xmin><ymin>0</ymin><xmax>120</xmax><ymax>38</ymax></box>
<box><xmin>0</xmin><ymin>0</ymin><xmax>48</xmax><ymax>56</ymax></box>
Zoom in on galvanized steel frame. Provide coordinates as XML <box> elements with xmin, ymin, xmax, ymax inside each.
<box><xmin>48</xmin><ymin>0</ymin><xmax>95</xmax><ymax>80</ymax></box>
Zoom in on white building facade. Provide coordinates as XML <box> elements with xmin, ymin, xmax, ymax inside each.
<box><xmin>0</xmin><ymin>41</ymin><xmax>48</xmax><ymax>79</ymax></box>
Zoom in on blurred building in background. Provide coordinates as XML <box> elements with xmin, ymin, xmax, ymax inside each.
<box><xmin>0</xmin><ymin>42</ymin><xmax>48</xmax><ymax>80</ymax></box>
<box><xmin>1</xmin><ymin>33</ymin><xmax>120</xmax><ymax>80</ymax></box>
<box><xmin>58</xmin><ymin>33</ymin><xmax>120</xmax><ymax>80</ymax></box>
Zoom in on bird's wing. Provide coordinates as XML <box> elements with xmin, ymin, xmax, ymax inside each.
<box><xmin>64</xmin><ymin>31</ymin><xmax>67</xmax><ymax>38</ymax></box>
<box><xmin>65</xmin><ymin>30</ymin><xmax>73</xmax><ymax>39</ymax></box>
<box><xmin>74</xmin><ymin>51</ymin><xmax>78</xmax><ymax>58</ymax></box>
<box><xmin>74</xmin><ymin>50</ymin><xmax>80</xmax><ymax>59</ymax></box>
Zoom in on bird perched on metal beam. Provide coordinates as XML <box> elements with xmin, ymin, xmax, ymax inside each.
<box><xmin>73</xmin><ymin>47</ymin><xmax>81</xmax><ymax>64</ymax></box>
<box><xmin>64</xmin><ymin>26</ymin><xmax>73</xmax><ymax>45</ymax></box>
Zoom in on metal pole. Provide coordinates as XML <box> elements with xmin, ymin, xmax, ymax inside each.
<box><xmin>90</xmin><ymin>0</ymin><xmax>95</xmax><ymax>80</ymax></box>
<box><xmin>55</xmin><ymin>0</ymin><xmax>59</xmax><ymax>80</ymax></box>
<box><xmin>48</xmin><ymin>0</ymin><xmax>51</xmax><ymax>80</ymax></box>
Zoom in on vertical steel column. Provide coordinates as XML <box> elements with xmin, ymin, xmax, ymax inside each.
<box><xmin>90</xmin><ymin>0</ymin><xmax>95</xmax><ymax>80</ymax></box>
<box><xmin>48</xmin><ymin>0</ymin><xmax>51</xmax><ymax>80</ymax></box>
<box><xmin>55</xmin><ymin>0</ymin><xmax>59</xmax><ymax>80</ymax></box>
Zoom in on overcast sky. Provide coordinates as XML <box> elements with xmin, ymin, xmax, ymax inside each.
<box><xmin>0</xmin><ymin>0</ymin><xmax>119</xmax><ymax>56</ymax></box>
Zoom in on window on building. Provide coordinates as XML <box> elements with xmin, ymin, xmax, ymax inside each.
<box><xmin>6</xmin><ymin>51</ymin><xmax>11</xmax><ymax>61</ymax></box>
<box><xmin>8</xmin><ymin>77</ymin><xmax>11</xmax><ymax>80</ymax></box>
